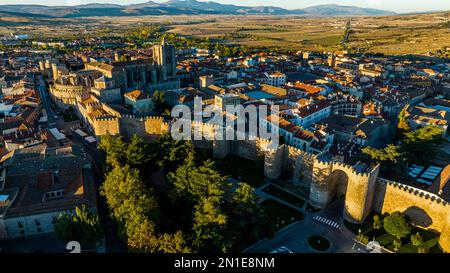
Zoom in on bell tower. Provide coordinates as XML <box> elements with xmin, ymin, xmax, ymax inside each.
<box><xmin>153</xmin><ymin>38</ymin><xmax>176</xmax><ymax>81</ymax></box>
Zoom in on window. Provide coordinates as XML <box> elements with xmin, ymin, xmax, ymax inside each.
<box><xmin>18</xmin><ymin>222</ymin><xmax>23</xmax><ymax>228</ymax></box>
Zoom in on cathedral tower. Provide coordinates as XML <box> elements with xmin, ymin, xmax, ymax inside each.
<box><xmin>153</xmin><ymin>38</ymin><xmax>177</xmax><ymax>81</ymax></box>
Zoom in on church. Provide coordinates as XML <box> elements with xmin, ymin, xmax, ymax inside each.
<box><xmin>84</xmin><ymin>38</ymin><xmax>180</xmax><ymax>94</ymax></box>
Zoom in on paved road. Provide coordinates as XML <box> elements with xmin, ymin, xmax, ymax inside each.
<box><xmin>0</xmin><ymin>233</ymin><xmax>67</xmax><ymax>253</ymax></box>
<box><xmin>37</xmin><ymin>75</ymin><xmax>56</xmax><ymax>127</ymax></box>
<box><xmin>245</xmin><ymin>199</ymin><xmax>373</xmax><ymax>253</ymax></box>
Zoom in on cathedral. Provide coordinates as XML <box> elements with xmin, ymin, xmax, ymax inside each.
<box><xmin>84</xmin><ymin>38</ymin><xmax>180</xmax><ymax>94</ymax></box>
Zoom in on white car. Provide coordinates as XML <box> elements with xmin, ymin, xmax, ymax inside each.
<box><xmin>270</xmin><ymin>246</ymin><xmax>293</xmax><ymax>253</ymax></box>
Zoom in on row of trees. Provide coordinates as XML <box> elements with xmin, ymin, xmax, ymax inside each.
<box><xmin>98</xmin><ymin>134</ymin><xmax>271</xmax><ymax>253</ymax></box>
<box><xmin>361</xmin><ymin>124</ymin><xmax>444</xmax><ymax>179</ymax></box>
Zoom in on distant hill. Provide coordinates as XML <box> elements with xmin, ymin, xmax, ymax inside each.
<box><xmin>0</xmin><ymin>1</ymin><xmax>397</xmax><ymax>18</ymax></box>
<box><xmin>302</xmin><ymin>4</ymin><xmax>397</xmax><ymax>16</ymax></box>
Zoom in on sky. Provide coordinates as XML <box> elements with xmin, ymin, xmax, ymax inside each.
<box><xmin>0</xmin><ymin>0</ymin><xmax>449</xmax><ymax>13</ymax></box>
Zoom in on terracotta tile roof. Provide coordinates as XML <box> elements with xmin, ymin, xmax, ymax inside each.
<box><xmin>294</xmin><ymin>129</ymin><xmax>316</xmax><ymax>142</ymax></box>
<box><xmin>293</xmin><ymin>82</ymin><xmax>323</xmax><ymax>95</ymax></box>
<box><xmin>297</xmin><ymin>100</ymin><xmax>331</xmax><ymax>117</ymax></box>
<box><xmin>124</xmin><ymin>90</ymin><xmax>149</xmax><ymax>101</ymax></box>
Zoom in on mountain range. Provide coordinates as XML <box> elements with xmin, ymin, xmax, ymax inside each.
<box><xmin>0</xmin><ymin>1</ymin><xmax>397</xmax><ymax>18</ymax></box>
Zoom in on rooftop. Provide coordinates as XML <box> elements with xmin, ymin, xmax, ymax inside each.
<box><xmin>124</xmin><ymin>90</ymin><xmax>150</xmax><ymax>101</ymax></box>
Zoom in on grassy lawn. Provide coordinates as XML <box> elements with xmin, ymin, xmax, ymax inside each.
<box><xmin>196</xmin><ymin>149</ymin><xmax>266</xmax><ymax>189</ymax></box>
<box><xmin>345</xmin><ymin>213</ymin><xmax>443</xmax><ymax>253</ymax></box>
<box><xmin>261</xmin><ymin>200</ymin><xmax>304</xmax><ymax>232</ymax></box>
<box><xmin>261</xmin><ymin>185</ymin><xmax>305</xmax><ymax>209</ymax></box>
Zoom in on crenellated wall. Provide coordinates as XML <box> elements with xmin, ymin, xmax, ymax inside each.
<box><xmin>92</xmin><ymin>116</ymin><xmax>120</xmax><ymax>136</ymax></box>
<box><xmin>144</xmin><ymin>116</ymin><xmax>170</xmax><ymax>136</ymax></box>
<box><xmin>83</xmin><ymin>113</ymin><xmax>450</xmax><ymax>252</ymax></box>
<box><xmin>373</xmin><ymin>178</ymin><xmax>449</xmax><ymax>230</ymax></box>
<box><xmin>342</xmin><ymin>164</ymin><xmax>379</xmax><ymax>224</ymax></box>
<box><xmin>49</xmin><ymin>83</ymin><xmax>90</xmax><ymax>109</ymax></box>
<box><xmin>286</xmin><ymin>146</ymin><xmax>316</xmax><ymax>186</ymax></box>
<box><xmin>264</xmin><ymin>145</ymin><xmax>285</xmax><ymax>180</ymax></box>
<box><xmin>439</xmin><ymin>213</ymin><xmax>450</xmax><ymax>252</ymax></box>
<box><xmin>373</xmin><ymin>178</ymin><xmax>450</xmax><ymax>252</ymax></box>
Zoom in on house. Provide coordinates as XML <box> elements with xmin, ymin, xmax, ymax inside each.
<box><xmin>292</xmin><ymin>128</ymin><xmax>333</xmax><ymax>154</ymax></box>
<box><xmin>266</xmin><ymin>71</ymin><xmax>286</xmax><ymax>87</ymax></box>
<box><xmin>90</xmin><ymin>76</ymin><xmax>122</xmax><ymax>104</ymax></box>
<box><xmin>321</xmin><ymin>114</ymin><xmax>391</xmax><ymax>147</ymax></box>
<box><xmin>124</xmin><ymin>90</ymin><xmax>154</xmax><ymax>116</ymax></box>
<box><xmin>0</xmin><ymin>144</ymin><xmax>97</xmax><ymax>240</ymax></box>
<box><xmin>287</xmin><ymin>100</ymin><xmax>332</xmax><ymax>128</ymax></box>
<box><xmin>252</xmin><ymin>72</ymin><xmax>286</xmax><ymax>87</ymax></box>
<box><xmin>406</xmin><ymin>104</ymin><xmax>449</xmax><ymax>136</ymax></box>
<box><xmin>214</xmin><ymin>93</ymin><xmax>241</xmax><ymax>110</ymax></box>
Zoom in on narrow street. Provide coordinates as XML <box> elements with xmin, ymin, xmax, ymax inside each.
<box><xmin>37</xmin><ymin>75</ymin><xmax>56</xmax><ymax>127</ymax></box>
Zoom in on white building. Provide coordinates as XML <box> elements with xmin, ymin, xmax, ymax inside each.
<box><xmin>265</xmin><ymin>72</ymin><xmax>286</xmax><ymax>87</ymax></box>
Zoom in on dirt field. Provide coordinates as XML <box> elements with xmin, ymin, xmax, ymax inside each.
<box><xmin>2</xmin><ymin>12</ymin><xmax>450</xmax><ymax>55</ymax></box>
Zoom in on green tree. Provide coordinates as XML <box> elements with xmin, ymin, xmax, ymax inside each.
<box><xmin>73</xmin><ymin>206</ymin><xmax>104</xmax><ymax>244</ymax></box>
<box><xmin>168</xmin><ymin>158</ymin><xmax>230</xmax><ymax>252</ymax></box>
<box><xmin>152</xmin><ymin>90</ymin><xmax>165</xmax><ymax>115</ymax></box>
<box><xmin>98</xmin><ymin>134</ymin><xmax>127</xmax><ymax>169</ymax></box>
<box><xmin>54</xmin><ymin>205</ymin><xmax>103</xmax><ymax>246</ymax></box>
<box><xmin>383</xmin><ymin>212</ymin><xmax>411</xmax><ymax>248</ymax></box>
<box><xmin>156</xmin><ymin>231</ymin><xmax>191</xmax><ymax>253</ymax></box>
<box><xmin>362</xmin><ymin>145</ymin><xmax>405</xmax><ymax>178</ymax></box>
<box><xmin>373</xmin><ymin>214</ymin><xmax>383</xmax><ymax>230</ymax></box>
<box><xmin>155</xmin><ymin>134</ymin><xmax>196</xmax><ymax>172</ymax></box>
<box><xmin>101</xmin><ymin>165</ymin><xmax>158</xmax><ymax>227</ymax></box>
<box><xmin>224</xmin><ymin>183</ymin><xmax>272</xmax><ymax>251</ymax></box>
<box><xmin>402</xmin><ymin>125</ymin><xmax>444</xmax><ymax>161</ymax></box>
<box><xmin>362</xmin><ymin>144</ymin><xmax>402</xmax><ymax>163</ymax></box>
<box><xmin>126</xmin><ymin>134</ymin><xmax>150</xmax><ymax>166</ymax></box>
<box><xmin>411</xmin><ymin>232</ymin><xmax>424</xmax><ymax>247</ymax></box>
<box><xmin>102</xmin><ymin>163</ymin><xmax>194</xmax><ymax>253</ymax></box>
<box><xmin>54</xmin><ymin>213</ymin><xmax>78</xmax><ymax>243</ymax></box>
<box><xmin>168</xmin><ymin>157</ymin><xmax>232</xmax><ymax>252</ymax></box>
<box><xmin>410</xmin><ymin>231</ymin><xmax>428</xmax><ymax>253</ymax></box>
<box><xmin>100</xmin><ymin>135</ymin><xmax>269</xmax><ymax>253</ymax></box>
<box><xmin>397</xmin><ymin>106</ymin><xmax>411</xmax><ymax>139</ymax></box>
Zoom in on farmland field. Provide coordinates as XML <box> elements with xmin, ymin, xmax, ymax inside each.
<box><xmin>2</xmin><ymin>12</ymin><xmax>450</xmax><ymax>55</ymax></box>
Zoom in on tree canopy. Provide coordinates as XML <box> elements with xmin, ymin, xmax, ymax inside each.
<box><xmin>396</xmin><ymin>106</ymin><xmax>412</xmax><ymax>140</ymax></box>
<box><xmin>54</xmin><ymin>205</ymin><xmax>103</xmax><ymax>246</ymax></box>
<box><xmin>152</xmin><ymin>90</ymin><xmax>166</xmax><ymax>115</ymax></box>
<box><xmin>362</xmin><ymin>125</ymin><xmax>444</xmax><ymax>179</ymax></box>
<box><xmin>402</xmin><ymin>125</ymin><xmax>444</xmax><ymax>160</ymax></box>
<box><xmin>411</xmin><ymin>232</ymin><xmax>424</xmax><ymax>247</ymax></box>
<box><xmin>99</xmin><ymin>134</ymin><xmax>268</xmax><ymax>253</ymax></box>
<box><xmin>383</xmin><ymin>212</ymin><xmax>411</xmax><ymax>240</ymax></box>
<box><xmin>362</xmin><ymin>144</ymin><xmax>405</xmax><ymax>178</ymax></box>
